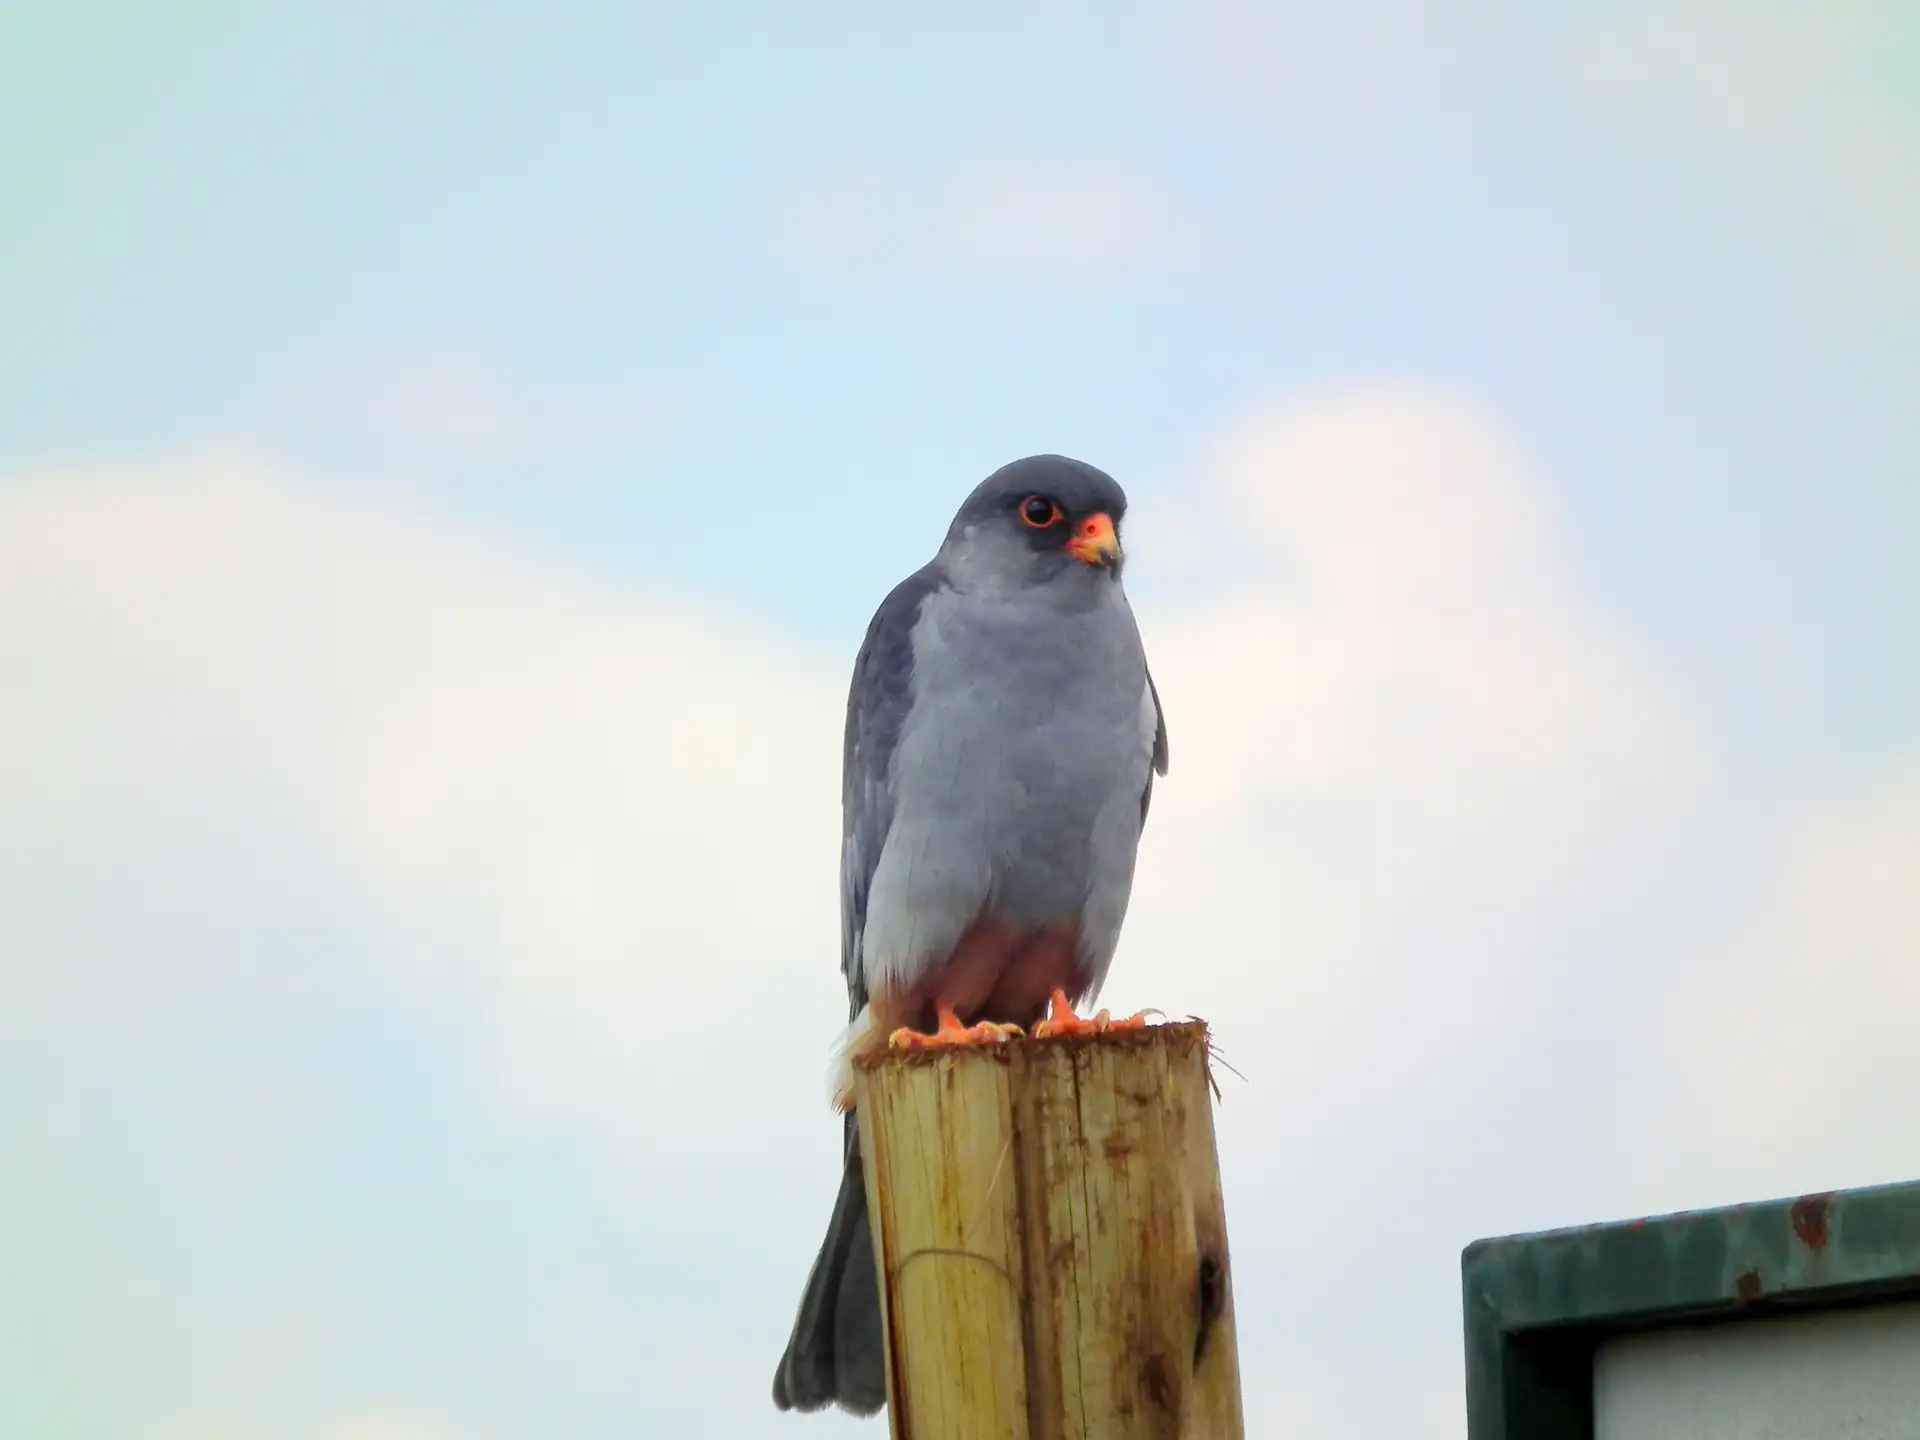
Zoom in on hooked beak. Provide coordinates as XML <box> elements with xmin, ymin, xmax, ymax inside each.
<box><xmin>1065</xmin><ymin>511</ymin><xmax>1121</xmax><ymax>569</ymax></box>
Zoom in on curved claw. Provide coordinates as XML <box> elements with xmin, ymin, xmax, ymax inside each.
<box><xmin>972</xmin><ymin>1021</ymin><xmax>1027</xmax><ymax>1042</ymax></box>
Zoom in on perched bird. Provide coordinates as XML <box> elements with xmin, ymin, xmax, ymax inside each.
<box><xmin>771</xmin><ymin>455</ymin><xmax>1169</xmax><ymax>1416</ymax></box>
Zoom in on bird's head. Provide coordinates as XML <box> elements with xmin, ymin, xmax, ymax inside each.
<box><xmin>939</xmin><ymin>455</ymin><xmax>1128</xmax><ymax>594</ymax></box>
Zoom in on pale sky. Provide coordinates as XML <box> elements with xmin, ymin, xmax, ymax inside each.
<box><xmin>4</xmin><ymin>4</ymin><xmax>1916</xmax><ymax>1438</ymax></box>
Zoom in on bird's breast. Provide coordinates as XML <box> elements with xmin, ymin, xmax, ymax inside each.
<box><xmin>891</xmin><ymin>587</ymin><xmax>1150</xmax><ymax>925</ymax></box>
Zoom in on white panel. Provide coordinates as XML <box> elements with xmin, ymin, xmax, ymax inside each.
<box><xmin>1594</xmin><ymin>1301</ymin><xmax>1920</xmax><ymax>1440</ymax></box>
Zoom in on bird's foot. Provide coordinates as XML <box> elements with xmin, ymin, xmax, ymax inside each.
<box><xmin>888</xmin><ymin>1002</ymin><xmax>1024</xmax><ymax>1052</ymax></box>
<box><xmin>1032</xmin><ymin>986</ymin><xmax>1152</xmax><ymax>1040</ymax></box>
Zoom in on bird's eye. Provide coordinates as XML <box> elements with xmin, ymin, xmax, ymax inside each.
<box><xmin>1019</xmin><ymin>495</ymin><xmax>1064</xmax><ymax>529</ymax></box>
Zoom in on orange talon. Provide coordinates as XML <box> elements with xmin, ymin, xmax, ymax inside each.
<box><xmin>1034</xmin><ymin>987</ymin><xmax>1152</xmax><ymax>1040</ymax></box>
<box><xmin>889</xmin><ymin>1001</ymin><xmax>1023</xmax><ymax>1052</ymax></box>
<box><xmin>1034</xmin><ymin>987</ymin><xmax>1099</xmax><ymax>1038</ymax></box>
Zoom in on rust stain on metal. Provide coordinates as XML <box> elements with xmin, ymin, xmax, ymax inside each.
<box><xmin>1790</xmin><ymin>1193</ymin><xmax>1833</xmax><ymax>1250</ymax></box>
<box><xmin>1735</xmin><ymin>1269</ymin><xmax>1763</xmax><ymax>1302</ymax></box>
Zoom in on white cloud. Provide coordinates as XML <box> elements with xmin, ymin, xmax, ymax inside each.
<box><xmin>1120</xmin><ymin>387</ymin><xmax>1707</xmax><ymax>1100</ymax></box>
<box><xmin>1147</xmin><ymin>387</ymin><xmax>1688</xmax><ymax>799</ymax></box>
<box><xmin>1622</xmin><ymin>750</ymin><xmax>1920</xmax><ymax>1205</ymax></box>
<box><xmin>0</xmin><ymin>453</ymin><xmax>845</xmax><ymax>1159</ymax></box>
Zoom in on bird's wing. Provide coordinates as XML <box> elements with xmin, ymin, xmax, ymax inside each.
<box><xmin>1140</xmin><ymin>664</ymin><xmax>1170</xmax><ymax>824</ymax></box>
<box><xmin>839</xmin><ymin>563</ymin><xmax>944</xmax><ymax>1021</ymax></box>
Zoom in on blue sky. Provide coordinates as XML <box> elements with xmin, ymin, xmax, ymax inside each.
<box><xmin>4</xmin><ymin>4</ymin><xmax>1916</xmax><ymax>1438</ymax></box>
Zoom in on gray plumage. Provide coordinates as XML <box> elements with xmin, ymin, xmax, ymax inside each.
<box><xmin>772</xmin><ymin>455</ymin><xmax>1167</xmax><ymax>1416</ymax></box>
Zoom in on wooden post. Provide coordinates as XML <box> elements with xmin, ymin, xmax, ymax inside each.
<box><xmin>854</xmin><ymin>1021</ymin><xmax>1244</xmax><ymax>1440</ymax></box>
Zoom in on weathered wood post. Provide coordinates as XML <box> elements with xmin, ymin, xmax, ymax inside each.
<box><xmin>854</xmin><ymin>1021</ymin><xmax>1244</xmax><ymax>1439</ymax></box>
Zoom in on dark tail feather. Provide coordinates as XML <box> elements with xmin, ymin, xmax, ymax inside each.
<box><xmin>772</xmin><ymin>1119</ymin><xmax>886</xmax><ymax>1415</ymax></box>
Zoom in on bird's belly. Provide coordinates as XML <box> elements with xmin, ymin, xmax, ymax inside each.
<box><xmin>869</xmin><ymin>692</ymin><xmax>1145</xmax><ymax>1025</ymax></box>
<box><xmin>919</xmin><ymin>917</ymin><xmax>1087</xmax><ymax>1029</ymax></box>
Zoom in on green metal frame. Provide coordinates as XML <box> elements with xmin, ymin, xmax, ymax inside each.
<box><xmin>1461</xmin><ymin>1179</ymin><xmax>1920</xmax><ymax>1439</ymax></box>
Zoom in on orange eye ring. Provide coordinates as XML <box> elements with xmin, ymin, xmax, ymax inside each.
<box><xmin>1018</xmin><ymin>495</ymin><xmax>1064</xmax><ymax>529</ymax></box>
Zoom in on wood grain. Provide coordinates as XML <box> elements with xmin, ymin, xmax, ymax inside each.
<box><xmin>855</xmin><ymin>1022</ymin><xmax>1244</xmax><ymax>1439</ymax></box>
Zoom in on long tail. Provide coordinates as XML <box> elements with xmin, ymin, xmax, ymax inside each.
<box><xmin>771</xmin><ymin>1117</ymin><xmax>886</xmax><ymax>1414</ymax></box>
